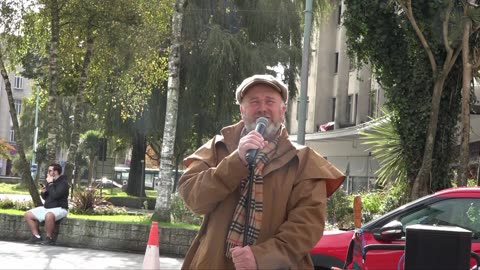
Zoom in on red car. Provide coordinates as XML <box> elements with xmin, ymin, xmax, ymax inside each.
<box><xmin>310</xmin><ymin>187</ymin><xmax>480</xmax><ymax>270</ymax></box>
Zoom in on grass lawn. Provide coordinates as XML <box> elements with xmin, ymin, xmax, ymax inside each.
<box><xmin>98</xmin><ymin>188</ymin><xmax>157</xmax><ymax>198</ymax></box>
<box><xmin>0</xmin><ymin>183</ymin><xmax>199</xmax><ymax>229</ymax></box>
<box><xmin>0</xmin><ymin>183</ymin><xmax>29</xmax><ymax>195</ymax></box>
<box><xmin>0</xmin><ymin>182</ymin><xmax>157</xmax><ymax>198</ymax></box>
<box><xmin>0</xmin><ymin>208</ymin><xmax>199</xmax><ymax>229</ymax></box>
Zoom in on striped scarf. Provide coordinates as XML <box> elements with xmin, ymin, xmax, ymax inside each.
<box><xmin>225</xmin><ymin>130</ymin><xmax>281</xmax><ymax>258</ymax></box>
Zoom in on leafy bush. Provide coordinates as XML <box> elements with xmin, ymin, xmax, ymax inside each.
<box><xmin>327</xmin><ymin>188</ymin><xmax>354</xmax><ymax>229</ymax></box>
<box><xmin>70</xmin><ymin>186</ymin><xmax>104</xmax><ymax>213</ymax></box>
<box><xmin>380</xmin><ymin>182</ymin><xmax>409</xmax><ymax>213</ymax></box>
<box><xmin>327</xmin><ymin>185</ymin><xmax>408</xmax><ymax>230</ymax></box>
<box><xmin>93</xmin><ymin>204</ymin><xmax>128</xmax><ymax>215</ymax></box>
<box><xmin>14</xmin><ymin>199</ymin><xmax>35</xmax><ymax>211</ymax></box>
<box><xmin>0</xmin><ymin>198</ymin><xmax>15</xmax><ymax>209</ymax></box>
<box><xmin>357</xmin><ymin>190</ymin><xmax>384</xmax><ymax>222</ymax></box>
<box><xmin>170</xmin><ymin>192</ymin><xmax>203</xmax><ymax>226</ymax></box>
<box><xmin>0</xmin><ymin>198</ymin><xmax>34</xmax><ymax>211</ymax></box>
<box><xmin>70</xmin><ymin>185</ymin><xmax>125</xmax><ymax>215</ymax></box>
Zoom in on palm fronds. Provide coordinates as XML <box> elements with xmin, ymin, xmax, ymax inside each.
<box><xmin>360</xmin><ymin>110</ymin><xmax>407</xmax><ymax>186</ymax></box>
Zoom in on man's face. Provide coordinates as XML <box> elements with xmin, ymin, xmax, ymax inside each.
<box><xmin>239</xmin><ymin>84</ymin><xmax>286</xmax><ymax>140</ymax></box>
<box><xmin>48</xmin><ymin>166</ymin><xmax>58</xmax><ymax>177</ymax></box>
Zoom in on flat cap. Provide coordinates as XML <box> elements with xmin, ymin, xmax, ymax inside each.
<box><xmin>235</xmin><ymin>74</ymin><xmax>288</xmax><ymax>104</ymax></box>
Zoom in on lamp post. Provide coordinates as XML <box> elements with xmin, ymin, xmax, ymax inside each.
<box><xmin>31</xmin><ymin>88</ymin><xmax>39</xmax><ymax>179</ymax></box>
<box><xmin>69</xmin><ymin>115</ymin><xmax>74</xmax><ymax>199</ymax></box>
<box><xmin>297</xmin><ymin>0</ymin><xmax>313</xmax><ymax>145</ymax></box>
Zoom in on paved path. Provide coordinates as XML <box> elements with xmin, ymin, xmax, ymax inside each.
<box><xmin>0</xmin><ymin>240</ymin><xmax>183</xmax><ymax>269</ymax></box>
<box><xmin>0</xmin><ymin>193</ymin><xmax>31</xmax><ymax>201</ymax></box>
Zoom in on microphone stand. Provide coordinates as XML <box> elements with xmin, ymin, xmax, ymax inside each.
<box><xmin>243</xmin><ymin>162</ymin><xmax>255</xmax><ymax>247</ymax></box>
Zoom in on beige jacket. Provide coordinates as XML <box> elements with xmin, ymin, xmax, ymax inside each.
<box><xmin>179</xmin><ymin>121</ymin><xmax>345</xmax><ymax>269</ymax></box>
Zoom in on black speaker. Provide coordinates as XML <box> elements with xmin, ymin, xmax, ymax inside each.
<box><xmin>404</xmin><ymin>224</ymin><xmax>471</xmax><ymax>270</ymax></box>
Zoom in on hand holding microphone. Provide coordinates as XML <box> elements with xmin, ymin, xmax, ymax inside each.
<box><xmin>238</xmin><ymin>117</ymin><xmax>269</xmax><ymax>166</ymax></box>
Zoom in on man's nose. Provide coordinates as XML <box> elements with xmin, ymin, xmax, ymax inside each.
<box><xmin>257</xmin><ymin>101</ymin><xmax>267</xmax><ymax>112</ymax></box>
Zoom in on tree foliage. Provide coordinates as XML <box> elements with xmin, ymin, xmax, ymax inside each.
<box><xmin>78</xmin><ymin>130</ymin><xmax>102</xmax><ymax>185</ymax></box>
<box><xmin>343</xmin><ymin>0</ymin><xmax>464</xmax><ymax>198</ymax></box>
<box><xmin>0</xmin><ymin>139</ymin><xmax>14</xmax><ymax>160</ymax></box>
<box><xmin>153</xmin><ymin>0</ymin><xmax>332</xmax><ymax>221</ymax></box>
<box><xmin>0</xmin><ymin>0</ymin><xmax>43</xmax><ymax>206</ymax></box>
<box><xmin>17</xmin><ymin>0</ymin><xmax>173</xmax><ymax>198</ymax></box>
<box><xmin>360</xmin><ymin>111</ymin><xmax>407</xmax><ymax>187</ymax></box>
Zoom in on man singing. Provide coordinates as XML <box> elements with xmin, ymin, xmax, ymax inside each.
<box><xmin>179</xmin><ymin>74</ymin><xmax>345</xmax><ymax>269</ymax></box>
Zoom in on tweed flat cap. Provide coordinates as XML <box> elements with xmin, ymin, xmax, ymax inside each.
<box><xmin>235</xmin><ymin>74</ymin><xmax>288</xmax><ymax>104</ymax></box>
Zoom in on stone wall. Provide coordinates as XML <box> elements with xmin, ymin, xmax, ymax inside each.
<box><xmin>0</xmin><ymin>213</ymin><xmax>198</xmax><ymax>257</ymax></box>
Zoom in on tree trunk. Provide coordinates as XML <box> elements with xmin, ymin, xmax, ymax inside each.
<box><xmin>46</xmin><ymin>0</ymin><xmax>60</xmax><ymax>164</ymax></box>
<box><xmin>65</xmin><ymin>28</ymin><xmax>94</xmax><ymax>186</ymax></box>
<box><xmin>74</xmin><ymin>157</ymin><xmax>81</xmax><ymax>188</ymax></box>
<box><xmin>457</xmin><ymin>13</ymin><xmax>473</xmax><ymax>187</ymax></box>
<box><xmin>411</xmin><ymin>77</ymin><xmax>447</xmax><ymax>199</ymax></box>
<box><xmin>0</xmin><ymin>55</ymin><xmax>43</xmax><ymax>206</ymax></box>
<box><xmin>153</xmin><ymin>0</ymin><xmax>187</xmax><ymax>222</ymax></box>
<box><xmin>87</xmin><ymin>155</ymin><xmax>96</xmax><ymax>186</ymax></box>
<box><xmin>401</xmin><ymin>0</ymin><xmax>460</xmax><ymax>199</ymax></box>
<box><xmin>126</xmin><ymin>131</ymin><xmax>147</xmax><ymax>197</ymax></box>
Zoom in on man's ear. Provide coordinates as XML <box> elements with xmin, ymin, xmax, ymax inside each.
<box><xmin>240</xmin><ymin>104</ymin><xmax>246</xmax><ymax>118</ymax></box>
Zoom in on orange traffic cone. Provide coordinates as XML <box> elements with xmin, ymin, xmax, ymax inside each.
<box><xmin>143</xmin><ymin>221</ymin><xmax>160</xmax><ymax>269</ymax></box>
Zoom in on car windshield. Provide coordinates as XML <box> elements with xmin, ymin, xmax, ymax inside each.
<box><xmin>362</xmin><ymin>193</ymin><xmax>436</xmax><ymax>229</ymax></box>
<box><xmin>398</xmin><ymin>198</ymin><xmax>480</xmax><ymax>238</ymax></box>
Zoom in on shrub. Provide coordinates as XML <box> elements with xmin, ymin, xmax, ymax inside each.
<box><xmin>380</xmin><ymin>182</ymin><xmax>409</xmax><ymax>214</ymax></box>
<box><xmin>0</xmin><ymin>198</ymin><xmax>15</xmax><ymax>209</ymax></box>
<box><xmin>14</xmin><ymin>199</ymin><xmax>35</xmax><ymax>211</ymax></box>
<box><xmin>70</xmin><ymin>185</ymin><xmax>124</xmax><ymax>215</ymax></box>
<box><xmin>93</xmin><ymin>204</ymin><xmax>128</xmax><ymax>215</ymax></box>
<box><xmin>0</xmin><ymin>198</ymin><xmax>34</xmax><ymax>211</ymax></box>
<box><xmin>170</xmin><ymin>192</ymin><xmax>203</xmax><ymax>225</ymax></box>
<box><xmin>327</xmin><ymin>188</ymin><xmax>354</xmax><ymax>229</ymax></box>
<box><xmin>357</xmin><ymin>190</ymin><xmax>384</xmax><ymax>222</ymax></box>
<box><xmin>327</xmin><ymin>185</ymin><xmax>408</xmax><ymax>230</ymax></box>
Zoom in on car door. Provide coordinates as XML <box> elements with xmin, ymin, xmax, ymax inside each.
<box><xmin>362</xmin><ymin>197</ymin><xmax>480</xmax><ymax>270</ymax></box>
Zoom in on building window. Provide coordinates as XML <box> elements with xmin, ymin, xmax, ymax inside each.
<box><xmin>14</xmin><ymin>99</ymin><xmax>22</xmax><ymax>116</ymax></box>
<box><xmin>9</xmin><ymin>128</ymin><xmax>15</xmax><ymax>143</ymax></box>
<box><xmin>337</xmin><ymin>4</ymin><xmax>342</xmax><ymax>25</ymax></box>
<box><xmin>14</xmin><ymin>76</ymin><xmax>23</xmax><ymax>89</ymax></box>
<box><xmin>347</xmin><ymin>95</ymin><xmax>353</xmax><ymax>123</ymax></box>
<box><xmin>334</xmin><ymin>52</ymin><xmax>339</xmax><ymax>73</ymax></box>
<box><xmin>10</xmin><ymin>99</ymin><xmax>22</xmax><ymax>126</ymax></box>
<box><xmin>332</xmin><ymin>97</ymin><xmax>336</xmax><ymax>121</ymax></box>
<box><xmin>368</xmin><ymin>89</ymin><xmax>376</xmax><ymax>118</ymax></box>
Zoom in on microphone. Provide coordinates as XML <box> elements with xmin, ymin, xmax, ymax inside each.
<box><xmin>245</xmin><ymin>117</ymin><xmax>269</xmax><ymax>165</ymax></box>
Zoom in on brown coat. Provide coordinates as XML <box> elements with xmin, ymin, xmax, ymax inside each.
<box><xmin>178</xmin><ymin>122</ymin><xmax>345</xmax><ymax>269</ymax></box>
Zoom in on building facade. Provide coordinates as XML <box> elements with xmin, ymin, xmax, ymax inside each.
<box><xmin>0</xmin><ymin>71</ymin><xmax>33</xmax><ymax>176</ymax></box>
<box><xmin>288</xmin><ymin>1</ymin><xmax>384</xmax><ymax>193</ymax></box>
<box><xmin>288</xmin><ymin>1</ymin><xmax>480</xmax><ymax>192</ymax></box>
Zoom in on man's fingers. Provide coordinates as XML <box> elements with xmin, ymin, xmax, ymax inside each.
<box><xmin>230</xmin><ymin>246</ymin><xmax>243</xmax><ymax>257</ymax></box>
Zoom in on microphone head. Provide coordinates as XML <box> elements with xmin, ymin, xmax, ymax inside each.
<box><xmin>256</xmin><ymin>117</ymin><xmax>269</xmax><ymax>127</ymax></box>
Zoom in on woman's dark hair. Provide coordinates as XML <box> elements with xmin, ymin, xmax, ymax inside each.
<box><xmin>49</xmin><ymin>163</ymin><xmax>62</xmax><ymax>174</ymax></box>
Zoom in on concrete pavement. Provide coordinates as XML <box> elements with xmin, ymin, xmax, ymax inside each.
<box><xmin>0</xmin><ymin>193</ymin><xmax>31</xmax><ymax>201</ymax></box>
<box><xmin>0</xmin><ymin>240</ymin><xmax>184</xmax><ymax>269</ymax></box>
